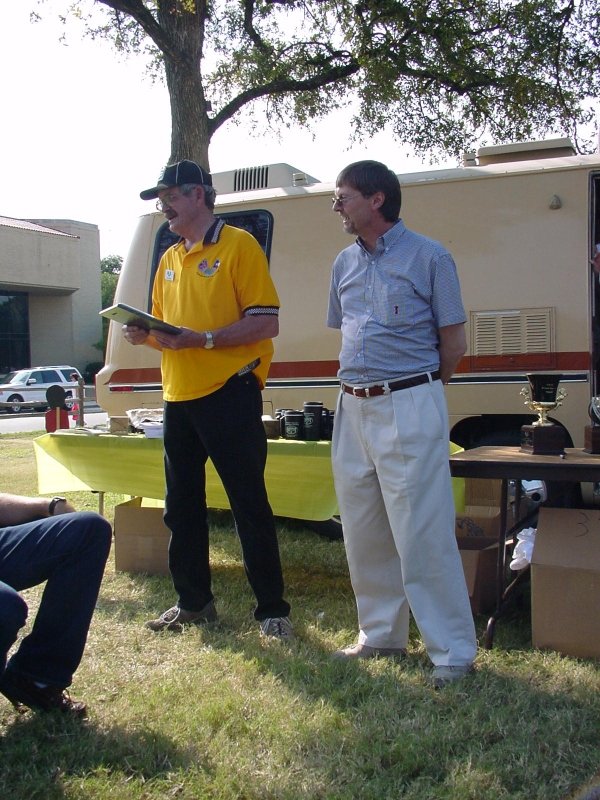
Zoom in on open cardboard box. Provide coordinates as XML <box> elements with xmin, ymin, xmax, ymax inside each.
<box><xmin>531</xmin><ymin>507</ymin><xmax>600</xmax><ymax>660</ymax></box>
<box><xmin>455</xmin><ymin>478</ymin><xmax>503</xmax><ymax>615</ymax></box>
<box><xmin>456</xmin><ymin>478</ymin><xmax>503</xmax><ymax>538</ymax></box>
<box><xmin>113</xmin><ymin>497</ymin><xmax>170</xmax><ymax>575</ymax></box>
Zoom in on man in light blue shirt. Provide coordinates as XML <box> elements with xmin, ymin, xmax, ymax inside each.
<box><xmin>328</xmin><ymin>160</ymin><xmax>476</xmax><ymax>688</ymax></box>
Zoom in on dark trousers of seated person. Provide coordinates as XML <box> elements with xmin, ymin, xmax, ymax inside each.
<box><xmin>163</xmin><ymin>372</ymin><xmax>290</xmax><ymax>621</ymax></box>
<box><xmin>0</xmin><ymin>512</ymin><xmax>112</xmax><ymax>687</ymax></box>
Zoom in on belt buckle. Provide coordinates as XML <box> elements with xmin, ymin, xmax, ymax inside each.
<box><xmin>352</xmin><ymin>386</ymin><xmax>363</xmax><ymax>397</ymax></box>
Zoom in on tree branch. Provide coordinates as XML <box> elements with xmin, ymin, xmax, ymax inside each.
<box><xmin>209</xmin><ymin>60</ymin><xmax>360</xmax><ymax>134</ymax></box>
<box><xmin>96</xmin><ymin>0</ymin><xmax>191</xmax><ymax>65</ymax></box>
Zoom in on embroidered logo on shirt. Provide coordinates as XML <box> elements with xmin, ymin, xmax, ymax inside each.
<box><xmin>197</xmin><ymin>259</ymin><xmax>220</xmax><ymax>277</ymax></box>
<box><xmin>165</xmin><ymin>269</ymin><xmax>175</xmax><ymax>282</ymax></box>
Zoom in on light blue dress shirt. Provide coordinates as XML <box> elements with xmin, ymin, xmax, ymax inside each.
<box><xmin>327</xmin><ymin>219</ymin><xmax>466</xmax><ymax>385</ymax></box>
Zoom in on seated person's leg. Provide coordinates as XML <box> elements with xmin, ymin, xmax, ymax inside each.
<box><xmin>0</xmin><ymin>512</ymin><xmax>111</xmax><ymax>714</ymax></box>
<box><xmin>0</xmin><ymin>581</ymin><xmax>27</xmax><ymax>675</ymax></box>
<box><xmin>7</xmin><ymin>512</ymin><xmax>112</xmax><ymax>686</ymax></box>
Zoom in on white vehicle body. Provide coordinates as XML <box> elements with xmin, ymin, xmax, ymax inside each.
<box><xmin>0</xmin><ymin>365</ymin><xmax>82</xmax><ymax>413</ymax></box>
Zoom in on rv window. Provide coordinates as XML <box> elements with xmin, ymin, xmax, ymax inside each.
<box><xmin>149</xmin><ymin>209</ymin><xmax>274</xmax><ymax>309</ymax></box>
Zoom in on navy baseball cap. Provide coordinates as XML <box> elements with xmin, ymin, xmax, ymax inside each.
<box><xmin>140</xmin><ymin>160</ymin><xmax>212</xmax><ymax>200</ymax></box>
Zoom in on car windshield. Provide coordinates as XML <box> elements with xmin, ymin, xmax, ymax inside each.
<box><xmin>1</xmin><ymin>370</ymin><xmax>28</xmax><ymax>385</ymax></box>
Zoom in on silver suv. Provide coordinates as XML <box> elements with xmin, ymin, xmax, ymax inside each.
<box><xmin>0</xmin><ymin>365</ymin><xmax>82</xmax><ymax>413</ymax></box>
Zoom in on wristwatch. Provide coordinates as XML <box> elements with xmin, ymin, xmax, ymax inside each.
<box><xmin>203</xmin><ymin>331</ymin><xmax>215</xmax><ymax>349</ymax></box>
<box><xmin>48</xmin><ymin>496</ymin><xmax>66</xmax><ymax>516</ymax></box>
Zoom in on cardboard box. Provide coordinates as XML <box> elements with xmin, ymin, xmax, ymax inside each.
<box><xmin>458</xmin><ymin>537</ymin><xmax>499</xmax><ymax>615</ymax></box>
<box><xmin>455</xmin><ymin>478</ymin><xmax>503</xmax><ymax>614</ymax></box>
<box><xmin>455</xmin><ymin>478</ymin><xmax>503</xmax><ymax>539</ymax></box>
<box><xmin>113</xmin><ymin>497</ymin><xmax>169</xmax><ymax>575</ymax></box>
<box><xmin>109</xmin><ymin>416</ymin><xmax>133</xmax><ymax>434</ymax></box>
<box><xmin>531</xmin><ymin>507</ymin><xmax>600</xmax><ymax>660</ymax></box>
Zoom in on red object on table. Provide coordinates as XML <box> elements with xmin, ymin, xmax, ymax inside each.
<box><xmin>45</xmin><ymin>408</ymin><xmax>70</xmax><ymax>432</ymax></box>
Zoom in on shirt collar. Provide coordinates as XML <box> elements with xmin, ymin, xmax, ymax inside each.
<box><xmin>174</xmin><ymin>217</ymin><xmax>225</xmax><ymax>252</ymax></box>
<box><xmin>356</xmin><ymin>219</ymin><xmax>405</xmax><ymax>254</ymax></box>
<box><xmin>204</xmin><ymin>217</ymin><xmax>225</xmax><ymax>244</ymax></box>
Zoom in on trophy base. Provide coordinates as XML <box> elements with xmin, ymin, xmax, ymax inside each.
<box><xmin>520</xmin><ymin>424</ymin><xmax>565</xmax><ymax>455</ymax></box>
<box><xmin>584</xmin><ymin>425</ymin><xmax>600</xmax><ymax>454</ymax></box>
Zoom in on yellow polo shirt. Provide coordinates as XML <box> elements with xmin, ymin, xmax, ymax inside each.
<box><xmin>152</xmin><ymin>220</ymin><xmax>279</xmax><ymax>401</ymax></box>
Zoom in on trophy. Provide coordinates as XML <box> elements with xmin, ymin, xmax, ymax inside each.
<box><xmin>584</xmin><ymin>397</ymin><xmax>600</xmax><ymax>453</ymax></box>
<box><xmin>520</xmin><ymin>373</ymin><xmax>566</xmax><ymax>455</ymax></box>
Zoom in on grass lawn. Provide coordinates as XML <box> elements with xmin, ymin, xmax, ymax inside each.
<box><xmin>1</xmin><ymin>431</ymin><xmax>599</xmax><ymax>800</ymax></box>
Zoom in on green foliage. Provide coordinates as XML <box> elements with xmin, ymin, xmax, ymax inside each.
<box><xmin>100</xmin><ymin>271</ymin><xmax>118</xmax><ymax>310</ymax></box>
<box><xmin>1</xmin><ymin>432</ymin><xmax>600</xmax><ymax>799</ymax></box>
<box><xmin>83</xmin><ymin>360</ymin><xmax>104</xmax><ymax>382</ymax></box>
<box><xmin>98</xmin><ymin>256</ymin><xmax>122</xmax><ymax>355</ymax></box>
<box><xmin>39</xmin><ymin>0</ymin><xmax>600</xmax><ymax>165</ymax></box>
<box><xmin>100</xmin><ymin>254</ymin><xmax>123</xmax><ymax>275</ymax></box>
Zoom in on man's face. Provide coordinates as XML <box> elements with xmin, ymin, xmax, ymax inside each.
<box><xmin>157</xmin><ymin>186</ymin><xmax>201</xmax><ymax>234</ymax></box>
<box><xmin>332</xmin><ymin>184</ymin><xmax>372</xmax><ymax>236</ymax></box>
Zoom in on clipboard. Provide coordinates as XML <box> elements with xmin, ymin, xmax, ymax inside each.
<box><xmin>99</xmin><ymin>303</ymin><xmax>182</xmax><ymax>335</ymax></box>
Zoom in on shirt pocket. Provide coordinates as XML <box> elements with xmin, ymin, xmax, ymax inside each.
<box><xmin>371</xmin><ymin>274</ymin><xmax>417</xmax><ymax>328</ymax></box>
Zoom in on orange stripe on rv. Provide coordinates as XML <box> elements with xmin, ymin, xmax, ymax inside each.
<box><xmin>269</xmin><ymin>353</ymin><xmax>588</xmax><ymax>378</ymax></box>
<box><xmin>104</xmin><ymin>352</ymin><xmax>588</xmax><ymax>385</ymax></box>
<box><xmin>101</xmin><ymin>368</ymin><xmax>163</xmax><ymax>384</ymax></box>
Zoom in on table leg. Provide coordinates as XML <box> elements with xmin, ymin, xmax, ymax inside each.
<box><xmin>484</xmin><ymin>478</ymin><xmax>509</xmax><ymax>649</ymax></box>
<box><xmin>92</xmin><ymin>490</ymin><xmax>105</xmax><ymax>517</ymax></box>
<box><xmin>484</xmin><ymin>480</ymin><xmax>538</xmax><ymax>649</ymax></box>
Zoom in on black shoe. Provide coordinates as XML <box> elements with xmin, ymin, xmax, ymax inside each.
<box><xmin>145</xmin><ymin>600</ymin><xmax>218</xmax><ymax>632</ymax></box>
<box><xmin>0</xmin><ymin>670</ymin><xmax>87</xmax><ymax>717</ymax></box>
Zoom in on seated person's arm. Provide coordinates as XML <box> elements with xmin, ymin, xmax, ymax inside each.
<box><xmin>0</xmin><ymin>493</ymin><xmax>74</xmax><ymax>526</ymax></box>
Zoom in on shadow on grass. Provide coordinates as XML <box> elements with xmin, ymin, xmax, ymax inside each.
<box><xmin>0</xmin><ymin>712</ymin><xmax>208</xmax><ymax>798</ymax></box>
<box><xmin>38</xmin><ymin>515</ymin><xmax>599</xmax><ymax>800</ymax></box>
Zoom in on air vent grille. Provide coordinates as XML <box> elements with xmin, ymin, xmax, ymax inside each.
<box><xmin>233</xmin><ymin>166</ymin><xmax>270</xmax><ymax>192</ymax></box>
<box><xmin>470</xmin><ymin>307</ymin><xmax>555</xmax><ymax>369</ymax></box>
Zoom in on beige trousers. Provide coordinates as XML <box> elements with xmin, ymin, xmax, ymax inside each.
<box><xmin>332</xmin><ymin>378</ymin><xmax>477</xmax><ymax>666</ymax></box>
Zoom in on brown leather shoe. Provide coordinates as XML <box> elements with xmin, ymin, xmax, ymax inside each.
<box><xmin>0</xmin><ymin>670</ymin><xmax>87</xmax><ymax>717</ymax></box>
<box><xmin>333</xmin><ymin>643</ymin><xmax>407</xmax><ymax>660</ymax></box>
<box><xmin>145</xmin><ymin>601</ymin><xmax>218</xmax><ymax>632</ymax></box>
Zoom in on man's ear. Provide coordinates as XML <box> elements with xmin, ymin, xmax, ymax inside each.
<box><xmin>370</xmin><ymin>191</ymin><xmax>385</xmax><ymax>211</ymax></box>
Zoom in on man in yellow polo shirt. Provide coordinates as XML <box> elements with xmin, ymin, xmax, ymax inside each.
<box><xmin>124</xmin><ymin>160</ymin><xmax>292</xmax><ymax>639</ymax></box>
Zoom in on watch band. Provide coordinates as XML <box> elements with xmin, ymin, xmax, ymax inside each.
<box><xmin>48</xmin><ymin>496</ymin><xmax>66</xmax><ymax>516</ymax></box>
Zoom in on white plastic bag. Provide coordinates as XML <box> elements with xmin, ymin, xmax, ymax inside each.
<box><xmin>509</xmin><ymin>527</ymin><xmax>537</xmax><ymax>571</ymax></box>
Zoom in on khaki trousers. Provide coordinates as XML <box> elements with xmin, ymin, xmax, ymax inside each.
<box><xmin>332</xmin><ymin>378</ymin><xmax>477</xmax><ymax>666</ymax></box>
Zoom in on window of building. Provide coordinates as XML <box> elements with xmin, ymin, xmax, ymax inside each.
<box><xmin>0</xmin><ymin>292</ymin><xmax>30</xmax><ymax>375</ymax></box>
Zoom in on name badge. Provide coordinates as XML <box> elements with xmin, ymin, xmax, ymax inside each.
<box><xmin>165</xmin><ymin>269</ymin><xmax>175</xmax><ymax>282</ymax></box>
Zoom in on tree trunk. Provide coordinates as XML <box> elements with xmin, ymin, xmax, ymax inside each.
<box><xmin>164</xmin><ymin>58</ymin><xmax>211</xmax><ymax>169</ymax></box>
<box><xmin>157</xmin><ymin>3</ymin><xmax>211</xmax><ymax>169</ymax></box>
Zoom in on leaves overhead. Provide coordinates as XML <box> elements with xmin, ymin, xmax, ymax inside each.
<box><xmin>37</xmin><ymin>0</ymin><xmax>600</xmax><ymax>165</ymax></box>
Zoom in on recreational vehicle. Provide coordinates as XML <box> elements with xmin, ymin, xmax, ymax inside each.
<box><xmin>96</xmin><ymin>139</ymin><xmax>600</xmax><ymax>458</ymax></box>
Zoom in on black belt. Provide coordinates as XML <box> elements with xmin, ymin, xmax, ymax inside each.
<box><xmin>237</xmin><ymin>358</ymin><xmax>260</xmax><ymax>377</ymax></box>
<box><xmin>342</xmin><ymin>370</ymin><xmax>440</xmax><ymax>398</ymax></box>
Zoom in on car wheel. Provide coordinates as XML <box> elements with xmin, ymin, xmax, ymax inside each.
<box><xmin>7</xmin><ymin>394</ymin><xmax>23</xmax><ymax>414</ymax></box>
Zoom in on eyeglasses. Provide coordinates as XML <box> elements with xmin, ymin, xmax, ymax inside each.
<box><xmin>155</xmin><ymin>192</ymin><xmax>181</xmax><ymax>212</ymax></box>
<box><xmin>331</xmin><ymin>193</ymin><xmax>362</xmax><ymax>208</ymax></box>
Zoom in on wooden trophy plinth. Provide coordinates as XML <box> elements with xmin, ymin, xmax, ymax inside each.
<box><xmin>584</xmin><ymin>425</ymin><xmax>600</xmax><ymax>454</ymax></box>
<box><xmin>520</xmin><ymin>423</ymin><xmax>565</xmax><ymax>455</ymax></box>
